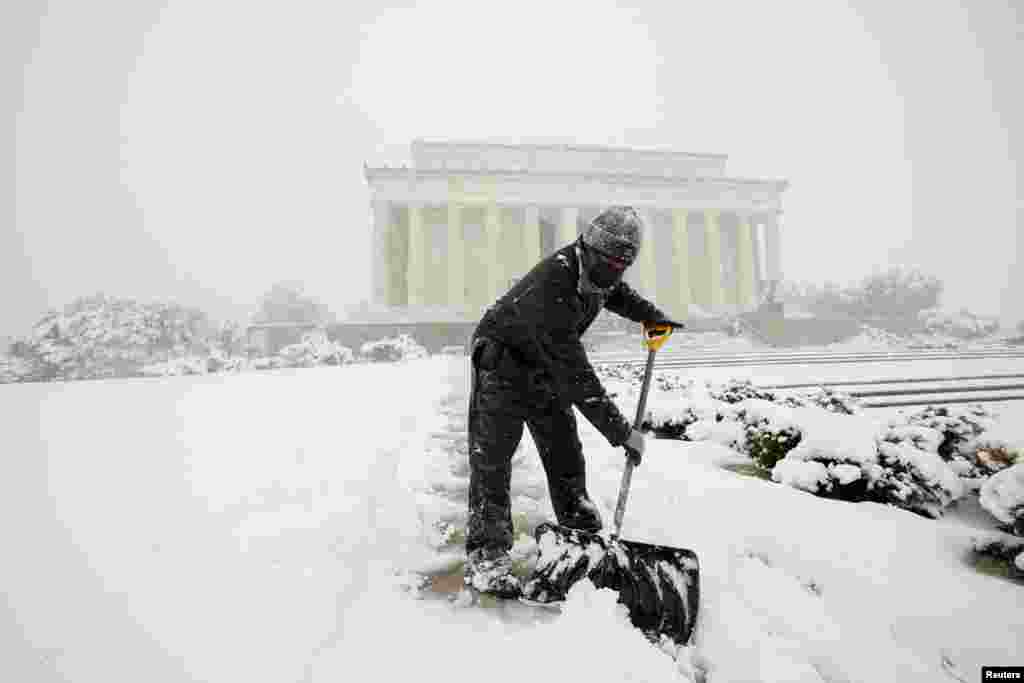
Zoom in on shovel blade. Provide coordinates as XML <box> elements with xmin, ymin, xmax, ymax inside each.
<box><xmin>524</xmin><ymin>523</ymin><xmax>700</xmax><ymax>646</ymax></box>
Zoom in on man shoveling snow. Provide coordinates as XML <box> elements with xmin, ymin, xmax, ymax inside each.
<box><xmin>464</xmin><ymin>206</ymin><xmax>683</xmax><ymax>597</ymax></box>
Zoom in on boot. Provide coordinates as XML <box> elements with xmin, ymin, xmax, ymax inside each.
<box><xmin>464</xmin><ymin>548</ymin><xmax>522</xmax><ymax>598</ymax></box>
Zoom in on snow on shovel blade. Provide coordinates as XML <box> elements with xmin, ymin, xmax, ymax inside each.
<box><xmin>523</xmin><ymin>523</ymin><xmax>700</xmax><ymax>646</ymax></box>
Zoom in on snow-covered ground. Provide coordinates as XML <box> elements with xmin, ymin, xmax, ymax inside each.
<box><xmin>1</xmin><ymin>357</ymin><xmax>1021</xmax><ymax>682</ymax></box>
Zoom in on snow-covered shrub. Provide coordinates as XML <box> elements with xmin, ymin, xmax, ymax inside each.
<box><xmin>139</xmin><ymin>356</ymin><xmax>210</xmax><ymax>377</ymax></box>
<box><xmin>612</xmin><ymin>376</ymin><xmax>704</xmax><ymax>439</ymax></box>
<box><xmin>249</xmin><ymin>357</ymin><xmax>278</xmax><ymax>371</ymax></box>
<box><xmin>595</xmin><ymin>362</ymin><xmax>646</xmax><ymax>385</ymax></box>
<box><xmin>359</xmin><ymin>334</ymin><xmax>428</xmax><ymax>362</ymax></box>
<box><xmin>770</xmin><ymin>409</ymin><xmax>964</xmax><ymax>518</ymax></box>
<box><xmin>643</xmin><ymin>400</ymin><xmax>700</xmax><ymax>440</ymax></box>
<box><xmin>733</xmin><ymin>399</ymin><xmax>803</xmax><ymax>470</ymax></box>
<box><xmin>276</xmin><ymin>331</ymin><xmax>354</xmax><ymax>368</ymax></box>
<box><xmin>708</xmin><ymin>379</ymin><xmax>776</xmax><ymax>404</ymax></box>
<box><xmin>653</xmin><ymin>373</ymin><xmax>688</xmax><ymax>392</ymax></box>
<box><xmin>972</xmin><ymin>532</ymin><xmax>1024</xmax><ymax>580</ymax></box>
<box><xmin>961</xmin><ymin>423</ymin><xmax>1021</xmax><ymax>481</ymax></box>
<box><xmin>7</xmin><ymin>294</ymin><xmax>218</xmax><ymax>382</ymax></box>
<box><xmin>771</xmin><ymin>409</ymin><xmax>879</xmax><ymax>502</ymax></box>
<box><xmin>903</xmin><ymin>405</ymin><xmax>999</xmax><ymax>486</ymax></box>
<box><xmin>979</xmin><ymin>465</ymin><xmax>1024</xmax><ymax>537</ymax></box>
<box><xmin>879</xmin><ymin>422</ymin><xmax>944</xmax><ymax>453</ymax></box>
<box><xmin>0</xmin><ymin>354</ymin><xmax>36</xmax><ymax>384</ymax></box>
<box><xmin>846</xmin><ymin>325</ymin><xmax>910</xmax><ymax>348</ymax></box>
<box><xmin>919</xmin><ymin>307</ymin><xmax>1001</xmax><ymax>339</ymax></box>
<box><xmin>204</xmin><ymin>350</ymin><xmax>252</xmax><ymax>374</ymax></box>
<box><xmin>869</xmin><ymin>440</ymin><xmax>965</xmax><ymax>519</ymax></box>
<box><xmin>780</xmin><ymin>386</ymin><xmax>861</xmax><ymax>415</ymax></box>
<box><xmin>686</xmin><ymin>416</ymin><xmax>746</xmax><ymax>451</ymax></box>
<box><xmin>596</xmin><ymin>363</ymin><xmax>686</xmax><ymax>395</ymax></box>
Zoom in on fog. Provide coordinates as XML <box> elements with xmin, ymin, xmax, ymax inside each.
<box><xmin>5</xmin><ymin>0</ymin><xmax>1021</xmax><ymax>339</ymax></box>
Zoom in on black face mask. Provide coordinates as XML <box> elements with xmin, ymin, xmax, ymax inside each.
<box><xmin>584</xmin><ymin>247</ymin><xmax>629</xmax><ymax>290</ymax></box>
<box><xmin>589</xmin><ymin>260</ymin><xmax>623</xmax><ymax>289</ymax></box>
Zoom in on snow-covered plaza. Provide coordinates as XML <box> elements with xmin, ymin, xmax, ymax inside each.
<box><xmin>2</xmin><ymin>352</ymin><xmax>1022</xmax><ymax>682</ymax></box>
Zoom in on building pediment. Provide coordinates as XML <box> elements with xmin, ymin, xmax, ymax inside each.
<box><xmin>409</xmin><ymin>138</ymin><xmax>730</xmax><ymax>179</ymax></box>
<box><xmin>365</xmin><ymin>139</ymin><xmax>787</xmax><ymax>211</ymax></box>
<box><xmin>364</xmin><ymin>165</ymin><xmax>786</xmax><ymax>211</ymax></box>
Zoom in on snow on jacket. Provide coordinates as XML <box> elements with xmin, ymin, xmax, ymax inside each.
<box><xmin>472</xmin><ymin>240</ymin><xmax>666</xmax><ymax>447</ymax></box>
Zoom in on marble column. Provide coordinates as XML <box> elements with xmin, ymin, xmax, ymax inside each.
<box><xmin>704</xmin><ymin>209</ymin><xmax>725</xmax><ymax>309</ymax></box>
<box><xmin>764</xmin><ymin>212</ymin><xmax>782</xmax><ymax>285</ymax></box>
<box><xmin>524</xmin><ymin>205</ymin><xmax>541</xmax><ymax>274</ymax></box>
<box><xmin>559</xmin><ymin>207</ymin><xmax>579</xmax><ymax>248</ymax></box>
<box><xmin>485</xmin><ymin>201</ymin><xmax>503</xmax><ymax>303</ymax></box>
<box><xmin>671</xmin><ymin>209</ymin><xmax>693</xmax><ymax>314</ymax></box>
<box><xmin>446</xmin><ymin>201</ymin><xmax>465</xmax><ymax>308</ymax></box>
<box><xmin>635</xmin><ymin>209</ymin><xmax>657</xmax><ymax>297</ymax></box>
<box><xmin>371</xmin><ymin>200</ymin><xmax>389</xmax><ymax>306</ymax></box>
<box><xmin>735</xmin><ymin>212</ymin><xmax>758</xmax><ymax>309</ymax></box>
<box><xmin>406</xmin><ymin>203</ymin><xmax>426</xmax><ymax>307</ymax></box>
<box><xmin>751</xmin><ymin>217</ymin><xmax>765</xmax><ymax>302</ymax></box>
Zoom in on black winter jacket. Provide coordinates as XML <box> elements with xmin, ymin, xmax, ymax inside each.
<box><xmin>472</xmin><ymin>241</ymin><xmax>667</xmax><ymax>447</ymax></box>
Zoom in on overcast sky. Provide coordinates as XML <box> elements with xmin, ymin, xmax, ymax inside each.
<box><xmin>5</xmin><ymin>0</ymin><xmax>1021</xmax><ymax>337</ymax></box>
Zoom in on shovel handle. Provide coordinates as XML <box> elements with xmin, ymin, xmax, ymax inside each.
<box><xmin>611</xmin><ymin>342</ymin><xmax>660</xmax><ymax>540</ymax></box>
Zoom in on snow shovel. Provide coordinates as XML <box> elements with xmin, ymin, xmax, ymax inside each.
<box><xmin>522</xmin><ymin>323</ymin><xmax>700</xmax><ymax>646</ymax></box>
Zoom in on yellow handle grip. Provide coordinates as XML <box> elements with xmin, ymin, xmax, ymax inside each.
<box><xmin>642</xmin><ymin>323</ymin><xmax>673</xmax><ymax>352</ymax></box>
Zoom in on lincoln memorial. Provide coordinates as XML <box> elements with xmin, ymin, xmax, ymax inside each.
<box><xmin>344</xmin><ymin>139</ymin><xmax>788</xmax><ymax>349</ymax></box>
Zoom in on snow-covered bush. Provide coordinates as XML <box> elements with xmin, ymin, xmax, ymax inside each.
<box><xmin>605</xmin><ymin>372</ymin><xmax>985</xmax><ymax>519</ymax></box>
<box><xmin>685</xmin><ymin>416</ymin><xmax>746</xmax><ymax>451</ymax></box>
<box><xmin>918</xmin><ymin>308</ymin><xmax>1000</xmax><ymax>339</ymax></box>
<box><xmin>846</xmin><ymin>325</ymin><xmax>910</xmax><ymax>348</ymax></box>
<box><xmin>779</xmin><ymin>386</ymin><xmax>861</xmax><ymax>415</ymax></box>
<box><xmin>771</xmin><ymin>409</ymin><xmax>880</xmax><ymax>503</ymax></box>
<box><xmin>733</xmin><ymin>399</ymin><xmax>803</xmax><ymax>470</ymax></box>
<box><xmin>595</xmin><ymin>362</ymin><xmax>646</xmax><ymax>385</ymax></box>
<box><xmin>708</xmin><ymin>379</ymin><xmax>776</xmax><ymax>404</ymax></box>
<box><xmin>903</xmin><ymin>405</ymin><xmax>999</xmax><ymax>487</ymax></box>
<box><xmin>139</xmin><ymin>356</ymin><xmax>211</xmax><ymax>377</ymax></box>
<box><xmin>276</xmin><ymin>331</ymin><xmax>354</xmax><ymax>368</ymax></box>
<box><xmin>972</xmin><ymin>532</ymin><xmax>1024</xmax><ymax>580</ymax></box>
<box><xmin>979</xmin><ymin>465</ymin><xmax>1024</xmax><ymax>537</ymax></box>
<box><xmin>6</xmin><ymin>294</ymin><xmax>217</xmax><ymax>382</ymax></box>
<box><xmin>961</xmin><ymin>422</ymin><xmax>1021</xmax><ymax>481</ymax></box>
<box><xmin>204</xmin><ymin>350</ymin><xmax>252</xmax><ymax>374</ymax></box>
<box><xmin>359</xmin><ymin>334</ymin><xmax>428</xmax><ymax>362</ymax></box>
<box><xmin>643</xmin><ymin>400</ymin><xmax>701</xmax><ymax>440</ymax></box>
<box><xmin>0</xmin><ymin>354</ymin><xmax>35</xmax><ymax>384</ymax></box>
<box><xmin>653</xmin><ymin>373</ymin><xmax>688</xmax><ymax>392</ymax></box>
<box><xmin>869</xmin><ymin>440</ymin><xmax>965</xmax><ymax>519</ymax></box>
<box><xmin>612</xmin><ymin>376</ymin><xmax>701</xmax><ymax>439</ymax></box>
<box><xmin>770</xmin><ymin>410</ymin><xmax>965</xmax><ymax>519</ymax></box>
<box><xmin>973</xmin><ymin>434</ymin><xmax>1023</xmax><ymax>575</ymax></box>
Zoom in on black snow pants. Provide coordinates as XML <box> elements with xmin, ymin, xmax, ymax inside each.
<box><xmin>466</xmin><ymin>336</ymin><xmax>603</xmax><ymax>555</ymax></box>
